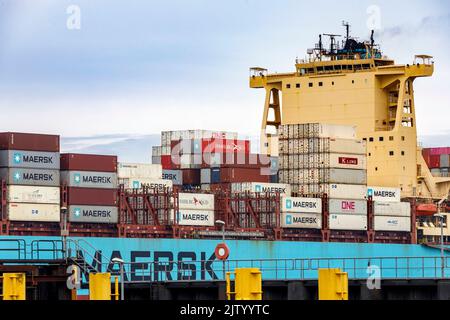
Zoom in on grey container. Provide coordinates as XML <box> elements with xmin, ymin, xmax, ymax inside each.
<box><xmin>60</xmin><ymin>171</ymin><xmax>117</xmax><ymax>189</ymax></box>
<box><xmin>162</xmin><ymin>169</ymin><xmax>183</xmax><ymax>185</ymax></box>
<box><xmin>440</xmin><ymin>154</ymin><xmax>449</xmax><ymax>168</ymax></box>
<box><xmin>201</xmin><ymin>168</ymin><xmax>211</xmax><ymax>184</ymax></box>
<box><xmin>0</xmin><ymin>150</ymin><xmax>60</xmax><ymax>170</ymax></box>
<box><xmin>68</xmin><ymin>205</ymin><xmax>118</xmax><ymax>223</ymax></box>
<box><xmin>0</xmin><ymin>168</ymin><xmax>60</xmax><ymax>186</ymax></box>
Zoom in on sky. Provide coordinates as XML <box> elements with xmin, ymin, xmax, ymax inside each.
<box><xmin>0</xmin><ymin>0</ymin><xmax>449</xmax><ymax>161</ymax></box>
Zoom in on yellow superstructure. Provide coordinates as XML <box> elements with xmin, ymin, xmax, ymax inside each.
<box><xmin>250</xmin><ymin>26</ymin><xmax>450</xmax><ymax>199</ymax></box>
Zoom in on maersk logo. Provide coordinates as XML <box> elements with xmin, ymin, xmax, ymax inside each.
<box><xmin>286</xmin><ymin>215</ymin><xmax>292</xmax><ymax>225</ymax></box>
<box><xmin>367</xmin><ymin>188</ymin><xmax>373</xmax><ymax>197</ymax></box>
<box><xmin>13</xmin><ymin>171</ymin><xmax>21</xmax><ymax>182</ymax></box>
<box><xmin>73</xmin><ymin>208</ymin><xmax>81</xmax><ymax>217</ymax></box>
<box><xmin>286</xmin><ymin>199</ymin><xmax>292</xmax><ymax>209</ymax></box>
<box><xmin>13</xmin><ymin>153</ymin><xmax>22</xmax><ymax>164</ymax></box>
<box><xmin>255</xmin><ymin>185</ymin><xmax>262</xmax><ymax>192</ymax></box>
<box><xmin>132</xmin><ymin>181</ymin><xmax>140</xmax><ymax>188</ymax></box>
<box><xmin>74</xmin><ymin>173</ymin><xmax>81</xmax><ymax>184</ymax></box>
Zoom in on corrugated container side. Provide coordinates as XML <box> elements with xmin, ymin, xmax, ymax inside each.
<box><xmin>61</xmin><ymin>153</ymin><xmax>117</xmax><ymax>172</ymax></box>
<box><xmin>320</xmin><ymin>184</ymin><xmax>367</xmax><ymax>199</ymax></box>
<box><xmin>440</xmin><ymin>154</ymin><xmax>449</xmax><ymax>168</ymax></box>
<box><xmin>326</xmin><ymin>139</ymin><xmax>366</xmax><ymax>155</ymax></box>
<box><xmin>374</xmin><ymin>216</ymin><xmax>410</xmax><ymax>232</ymax></box>
<box><xmin>329</xmin><ymin>214</ymin><xmax>367</xmax><ymax>231</ymax></box>
<box><xmin>117</xmin><ymin>162</ymin><xmax>162</xmax><ymax>179</ymax></box>
<box><xmin>374</xmin><ymin>202</ymin><xmax>411</xmax><ymax>217</ymax></box>
<box><xmin>178</xmin><ymin>193</ymin><xmax>215</xmax><ymax>210</ymax></box>
<box><xmin>68</xmin><ymin>205</ymin><xmax>118</xmax><ymax>224</ymax></box>
<box><xmin>162</xmin><ymin>170</ymin><xmax>183</xmax><ymax>185</ymax></box>
<box><xmin>281</xmin><ymin>212</ymin><xmax>322</xmax><ymax>229</ymax></box>
<box><xmin>0</xmin><ymin>168</ymin><xmax>60</xmax><ymax>186</ymax></box>
<box><xmin>119</xmin><ymin>178</ymin><xmax>172</xmax><ymax>190</ymax></box>
<box><xmin>0</xmin><ymin>150</ymin><xmax>60</xmax><ymax>170</ymax></box>
<box><xmin>367</xmin><ymin>186</ymin><xmax>401</xmax><ymax>202</ymax></box>
<box><xmin>329</xmin><ymin>199</ymin><xmax>367</xmax><ymax>215</ymax></box>
<box><xmin>7</xmin><ymin>203</ymin><xmax>60</xmax><ymax>222</ymax></box>
<box><xmin>7</xmin><ymin>186</ymin><xmax>60</xmax><ymax>204</ymax></box>
<box><xmin>67</xmin><ymin>187</ymin><xmax>118</xmax><ymax>206</ymax></box>
<box><xmin>429</xmin><ymin>155</ymin><xmax>441</xmax><ymax>168</ymax></box>
<box><xmin>174</xmin><ymin>210</ymin><xmax>215</xmax><ymax>226</ymax></box>
<box><xmin>211</xmin><ymin>168</ymin><xmax>221</xmax><ymax>184</ymax></box>
<box><xmin>219</xmin><ymin>167</ymin><xmax>270</xmax><ymax>183</ymax></box>
<box><xmin>152</xmin><ymin>156</ymin><xmax>161</xmax><ymax>164</ymax></box>
<box><xmin>0</xmin><ymin>132</ymin><xmax>60</xmax><ymax>152</ymax></box>
<box><xmin>281</xmin><ymin>196</ymin><xmax>322</xmax><ymax>213</ymax></box>
<box><xmin>182</xmin><ymin>169</ymin><xmax>201</xmax><ymax>185</ymax></box>
<box><xmin>200</xmin><ymin>169</ymin><xmax>211</xmax><ymax>184</ymax></box>
<box><xmin>60</xmin><ymin>171</ymin><xmax>117</xmax><ymax>189</ymax></box>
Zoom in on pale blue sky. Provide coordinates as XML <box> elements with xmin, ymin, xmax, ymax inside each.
<box><xmin>0</xmin><ymin>1</ymin><xmax>449</xmax><ymax>159</ymax></box>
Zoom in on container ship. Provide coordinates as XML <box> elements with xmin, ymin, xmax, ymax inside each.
<box><xmin>0</xmin><ymin>24</ymin><xmax>449</xmax><ymax>299</ymax></box>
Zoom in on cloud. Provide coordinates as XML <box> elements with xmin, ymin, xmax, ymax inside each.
<box><xmin>376</xmin><ymin>14</ymin><xmax>450</xmax><ymax>38</ymax></box>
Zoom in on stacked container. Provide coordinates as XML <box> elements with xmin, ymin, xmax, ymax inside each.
<box><xmin>117</xmin><ymin>162</ymin><xmax>169</xmax><ymax>190</ymax></box>
<box><xmin>60</xmin><ymin>153</ymin><xmax>118</xmax><ymax>224</ymax></box>
<box><xmin>175</xmin><ymin>193</ymin><xmax>215</xmax><ymax>226</ymax></box>
<box><xmin>278</xmin><ymin>123</ymin><xmax>368</xmax><ymax>231</ymax></box>
<box><xmin>368</xmin><ymin>186</ymin><xmax>411</xmax><ymax>232</ymax></box>
<box><xmin>422</xmin><ymin>147</ymin><xmax>450</xmax><ymax>177</ymax></box>
<box><xmin>280</xmin><ymin>196</ymin><xmax>322</xmax><ymax>229</ymax></box>
<box><xmin>0</xmin><ymin>132</ymin><xmax>61</xmax><ymax>222</ymax></box>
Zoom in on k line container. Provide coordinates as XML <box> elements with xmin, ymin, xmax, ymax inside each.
<box><xmin>174</xmin><ymin>210</ymin><xmax>215</xmax><ymax>226</ymax></box>
<box><xmin>230</xmin><ymin>182</ymin><xmax>291</xmax><ymax>195</ymax></box>
<box><xmin>374</xmin><ymin>202</ymin><xmax>411</xmax><ymax>217</ymax></box>
<box><xmin>329</xmin><ymin>199</ymin><xmax>367</xmax><ymax>215</ymax></box>
<box><xmin>119</xmin><ymin>178</ymin><xmax>172</xmax><ymax>190</ymax></box>
<box><xmin>61</xmin><ymin>153</ymin><xmax>117</xmax><ymax>172</ymax></box>
<box><xmin>0</xmin><ymin>132</ymin><xmax>60</xmax><ymax>152</ymax></box>
<box><xmin>68</xmin><ymin>205</ymin><xmax>118</xmax><ymax>224</ymax></box>
<box><xmin>7</xmin><ymin>203</ymin><xmax>60</xmax><ymax>222</ymax></box>
<box><xmin>60</xmin><ymin>171</ymin><xmax>118</xmax><ymax>189</ymax></box>
<box><xmin>367</xmin><ymin>186</ymin><xmax>401</xmax><ymax>202</ymax></box>
<box><xmin>281</xmin><ymin>196</ymin><xmax>322</xmax><ymax>213</ymax></box>
<box><xmin>281</xmin><ymin>212</ymin><xmax>322</xmax><ymax>229</ymax></box>
<box><xmin>0</xmin><ymin>150</ymin><xmax>60</xmax><ymax>169</ymax></box>
<box><xmin>0</xmin><ymin>168</ymin><xmax>60</xmax><ymax>186</ymax></box>
<box><xmin>117</xmin><ymin>162</ymin><xmax>162</xmax><ymax>179</ymax></box>
<box><xmin>162</xmin><ymin>170</ymin><xmax>183</xmax><ymax>185</ymax></box>
<box><xmin>329</xmin><ymin>214</ymin><xmax>367</xmax><ymax>231</ymax></box>
<box><xmin>66</xmin><ymin>187</ymin><xmax>118</xmax><ymax>206</ymax></box>
<box><xmin>178</xmin><ymin>193</ymin><xmax>215</xmax><ymax>210</ymax></box>
<box><xmin>7</xmin><ymin>185</ymin><xmax>60</xmax><ymax>204</ymax></box>
<box><xmin>374</xmin><ymin>216</ymin><xmax>410</xmax><ymax>232</ymax></box>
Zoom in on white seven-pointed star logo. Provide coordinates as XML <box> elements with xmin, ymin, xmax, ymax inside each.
<box><xmin>13</xmin><ymin>172</ymin><xmax>21</xmax><ymax>181</ymax></box>
<box><xmin>13</xmin><ymin>153</ymin><xmax>22</xmax><ymax>164</ymax></box>
<box><xmin>74</xmin><ymin>174</ymin><xmax>81</xmax><ymax>183</ymax></box>
<box><xmin>74</xmin><ymin>208</ymin><xmax>81</xmax><ymax>217</ymax></box>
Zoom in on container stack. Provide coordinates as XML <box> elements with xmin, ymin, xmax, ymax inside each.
<box><xmin>117</xmin><ymin>162</ymin><xmax>169</xmax><ymax>190</ymax></box>
<box><xmin>422</xmin><ymin>147</ymin><xmax>450</xmax><ymax>177</ymax></box>
<box><xmin>280</xmin><ymin>196</ymin><xmax>322</xmax><ymax>229</ymax></box>
<box><xmin>278</xmin><ymin>123</ymin><xmax>368</xmax><ymax>231</ymax></box>
<box><xmin>175</xmin><ymin>192</ymin><xmax>215</xmax><ymax>226</ymax></box>
<box><xmin>60</xmin><ymin>153</ymin><xmax>118</xmax><ymax>224</ymax></box>
<box><xmin>368</xmin><ymin>186</ymin><xmax>411</xmax><ymax>232</ymax></box>
<box><xmin>0</xmin><ymin>132</ymin><xmax>61</xmax><ymax>222</ymax></box>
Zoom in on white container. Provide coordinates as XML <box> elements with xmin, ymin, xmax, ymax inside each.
<box><xmin>312</xmin><ymin>123</ymin><xmax>357</xmax><ymax>139</ymax></box>
<box><xmin>281</xmin><ymin>196</ymin><xmax>321</xmax><ymax>213</ymax></box>
<box><xmin>0</xmin><ymin>168</ymin><xmax>60</xmax><ymax>186</ymax></box>
<box><xmin>230</xmin><ymin>182</ymin><xmax>291</xmax><ymax>195</ymax></box>
<box><xmin>201</xmin><ymin>169</ymin><xmax>211</xmax><ymax>184</ymax></box>
<box><xmin>152</xmin><ymin>146</ymin><xmax>162</xmax><ymax>157</ymax></box>
<box><xmin>367</xmin><ymin>186</ymin><xmax>401</xmax><ymax>202</ymax></box>
<box><xmin>174</xmin><ymin>209</ymin><xmax>215</xmax><ymax>226</ymax></box>
<box><xmin>69</xmin><ymin>205</ymin><xmax>118</xmax><ymax>224</ymax></box>
<box><xmin>374</xmin><ymin>216</ymin><xmax>410</xmax><ymax>232</ymax></box>
<box><xmin>374</xmin><ymin>202</ymin><xmax>411</xmax><ymax>217</ymax></box>
<box><xmin>328</xmin><ymin>153</ymin><xmax>366</xmax><ymax>170</ymax></box>
<box><xmin>329</xmin><ymin>199</ymin><xmax>367</xmax><ymax>215</ymax></box>
<box><xmin>180</xmin><ymin>154</ymin><xmax>202</xmax><ymax>169</ymax></box>
<box><xmin>152</xmin><ymin>156</ymin><xmax>161</xmax><ymax>165</ymax></box>
<box><xmin>117</xmin><ymin>163</ymin><xmax>162</xmax><ymax>179</ymax></box>
<box><xmin>323</xmin><ymin>139</ymin><xmax>366</xmax><ymax>155</ymax></box>
<box><xmin>179</xmin><ymin>193</ymin><xmax>215</xmax><ymax>210</ymax></box>
<box><xmin>162</xmin><ymin>170</ymin><xmax>183</xmax><ymax>185</ymax></box>
<box><xmin>201</xmin><ymin>184</ymin><xmax>211</xmax><ymax>191</ymax></box>
<box><xmin>319</xmin><ymin>184</ymin><xmax>367</xmax><ymax>199</ymax></box>
<box><xmin>119</xmin><ymin>178</ymin><xmax>173</xmax><ymax>190</ymax></box>
<box><xmin>7</xmin><ymin>203</ymin><xmax>60</xmax><ymax>222</ymax></box>
<box><xmin>329</xmin><ymin>214</ymin><xmax>367</xmax><ymax>231</ymax></box>
<box><xmin>281</xmin><ymin>212</ymin><xmax>322</xmax><ymax>229</ymax></box>
<box><xmin>7</xmin><ymin>185</ymin><xmax>60</xmax><ymax>204</ymax></box>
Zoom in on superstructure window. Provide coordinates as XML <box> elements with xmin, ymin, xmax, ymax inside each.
<box><xmin>401</xmin><ymin>151</ymin><xmax>405</xmax><ymax>156</ymax></box>
<box><xmin>296</xmin><ymin>83</ymin><xmax>300</xmax><ymax>88</ymax></box>
<box><xmin>389</xmin><ymin>151</ymin><xmax>394</xmax><ymax>156</ymax></box>
<box><xmin>402</xmin><ymin>136</ymin><xmax>405</xmax><ymax>141</ymax></box>
<box><xmin>286</xmin><ymin>84</ymin><xmax>291</xmax><ymax>89</ymax></box>
<box><xmin>319</xmin><ymin>82</ymin><xmax>323</xmax><ymax>87</ymax></box>
<box><xmin>389</xmin><ymin>136</ymin><xmax>394</xmax><ymax>141</ymax></box>
<box><xmin>379</xmin><ymin>137</ymin><xmax>384</xmax><ymax>142</ymax></box>
<box><xmin>352</xmin><ymin>80</ymin><xmax>355</xmax><ymax>84</ymax></box>
<box><xmin>362</xmin><ymin>138</ymin><xmax>367</xmax><ymax>141</ymax></box>
<box><xmin>369</xmin><ymin>137</ymin><xmax>374</xmax><ymax>142</ymax></box>
<box><xmin>332</xmin><ymin>81</ymin><xmax>335</xmax><ymax>86</ymax></box>
<box><xmin>309</xmin><ymin>83</ymin><xmax>313</xmax><ymax>87</ymax></box>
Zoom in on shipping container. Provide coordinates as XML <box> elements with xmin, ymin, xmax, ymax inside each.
<box><xmin>281</xmin><ymin>212</ymin><xmax>322</xmax><ymax>229</ymax></box>
<box><xmin>7</xmin><ymin>203</ymin><xmax>60</xmax><ymax>222</ymax></box>
<box><xmin>329</xmin><ymin>214</ymin><xmax>367</xmax><ymax>231</ymax></box>
<box><xmin>374</xmin><ymin>202</ymin><xmax>411</xmax><ymax>217</ymax></box>
<box><xmin>171</xmin><ymin>139</ymin><xmax>202</xmax><ymax>155</ymax></box>
<box><xmin>374</xmin><ymin>216</ymin><xmax>410</xmax><ymax>232</ymax></box>
<box><xmin>429</xmin><ymin>155</ymin><xmax>441</xmax><ymax>168</ymax></box>
<box><xmin>60</xmin><ymin>171</ymin><xmax>117</xmax><ymax>189</ymax></box>
<box><xmin>280</xmin><ymin>123</ymin><xmax>356</xmax><ymax>139</ymax></box>
<box><xmin>182</xmin><ymin>169</ymin><xmax>201</xmax><ymax>185</ymax></box>
<box><xmin>152</xmin><ymin>156</ymin><xmax>161</xmax><ymax>165</ymax></box>
<box><xmin>211</xmin><ymin>168</ymin><xmax>221</xmax><ymax>184</ymax></box>
<box><xmin>440</xmin><ymin>154</ymin><xmax>450</xmax><ymax>168</ymax></box>
<box><xmin>119</xmin><ymin>178</ymin><xmax>172</xmax><ymax>190</ymax></box>
<box><xmin>281</xmin><ymin>196</ymin><xmax>322</xmax><ymax>213</ymax></box>
<box><xmin>322</xmin><ymin>138</ymin><xmax>366</xmax><ymax>155</ymax></box>
<box><xmin>230</xmin><ymin>182</ymin><xmax>291</xmax><ymax>195</ymax></box>
<box><xmin>202</xmin><ymin>152</ymin><xmax>271</xmax><ymax>168</ymax></box>
<box><xmin>174</xmin><ymin>209</ymin><xmax>215</xmax><ymax>226</ymax></box>
<box><xmin>201</xmin><ymin>184</ymin><xmax>211</xmax><ymax>192</ymax></box>
<box><xmin>178</xmin><ymin>193</ymin><xmax>215</xmax><ymax>210</ymax></box>
<box><xmin>7</xmin><ymin>185</ymin><xmax>60</xmax><ymax>204</ymax></box>
<box><xmin>219</xmin><ymin>167</ymin><xmax>270</xmax><ymax>183</ymax></box>
<box><xmin>0</xmin><ymin>132</ymin><xmax>60</xmax><ymax>152</ymax></box>
<box><xmin>162</xmin><ymin>169</ymin><xmax>183</xmax><ymax>185</ymax></box>
<box><xmin>288</xmin><ymin>168</ymin><xmax>366</xmax><ymax>184</ymax></box>
<box><xmin>68</xmin><ymin>205</ymin><xmax>118</xmax><ymax>224</ymax></box>
<box><xmin>329</xmin><ymin>199</ymin><xmax>367</xmax><ymax>215</ymax></box>
<box><xmin>61</xmin><ymin>153</ymin><xmax>117</xmax><ymax>172</ymax></box>
<box><xmin>0</xmin><ymin>150</ymin><xmax>60</xmax><ymax>170</ymax></box>
<box><xmin>67</xmin><ymin>187</ymin><xmax>117</xmax><ymax>206</ymax></box>
<box><xmin>0</xmin><ymin>168</ymin><xmax>60</xmax><ymax>186</ymax></box>
<box><xmin>201</xmin><ymin>139</ymin><xmax>250</xmax><ymax>154</ymax></box>
<box><xmin>319</xmin><ymin>184</ymin><xmax>367</xmax><ymax>199</ymax></box>
<box><xmin>367</xmin><ymin>186</ymin><xmax>401</xmax><ymax>202</ymax></box>
<box><xmin>161</xmin><ymin>155</ymin><xmax>172</xmax><ymax>169</ymax></box>
<box><xmin>117</xmin><ymin>162</ymin><xmax>162</xmax><ymax>179</ymax></box>
<box><xmin>152</xmin><ymin>146</ymin><xmax>162</xmax><ymax>157</ymax></box>
<box><xmin>201</xmin><ymin>168</ymin><xmax>211</xmax><ymax>184</ymax></box>
<box><xmin>424</xmin><ymin>147</ymin><xmax>450</xmax><ymax>156</ymax></box>
<box><xmin>179</xmin><ymin>154</ymin><xmax>202</xmax><ymax>169</ymax></box>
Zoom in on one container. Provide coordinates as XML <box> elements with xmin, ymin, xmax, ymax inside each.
<box><xmin>7</xmin><ymin>203</ymin><xmax>60</xmax><ymax>222</ymax></box>
<box><xmin>178</xmin><ymin>193</ymin><xmax>215</xmax><ymax>211</ymax></box>
<box><xmin>182</xmin><ymin>169</ymin><xmax>201</xmax><ymax>185</ymax></box>
<box><xmin>61</xmin><ymin>153</ymin><xmax>117</xmax><ymax>172</ymax></box>
<box><xmin>319</xmin><ymin>184</ymin><xmax>367</xmax><ymax>200</ymax></box>
<box><xmin>374</xmin><ymin>216</ymin><xmax>410</xmax><ymax>232</ymax></box>
<box><xmin>374</xmin><ymin>202</ymin><xmax>411</xmax><ymax>217</ymax></box>
<box><xmin>0</xmin><ymin>132</ymin><xmax>60</xmax><ymax>152</ymax></box>
<box><xmin>68</xmin><ymin>205</ymin><xmax>118</xmax><ymax>224</ymax></box>
<box><xmin>0</xmin><ymin>168</ymin><xmax>60</xmax><ymax>186</ymax></box>
<box><xmin>117</xmin><ymin>162</ymin><xmax>162</xmax><ymax>179</ymax></box>
<box><xmin>162</xmin><ymin>169</ymin><xmax>183</xmax><ymax>185</ymax></box>
<box><xmin>0</xmin><ymin>150</ymin><xmax>60</xmax><ymax>169</ymax></box>
<box><xmin>60</xmin><ymin>171</ymin><xmax>117</xmax><ymax>189</ymax></box>
<box><xmin>201</xmin><ymin>168</ymin><xmax>211</xmax><ymax>184</ymax></box>
<box><xmin>329</xmin><ymin>214</ymin><xmax>367</xmax><ymax>231</ymax></box>
<box><xmin>174</xmin><ymin>210</ymin><xmax>215</xmax><ymax>226</ymax></box>
<box><xmin>281</xmin><ymin>196</ymin><xmax>322</xmax><ymax>213</ymax></box>
<box><xmin>7</xmin><ymin>185</ymin><xmax>60</xmax><ymax>204</ymax></box>
<box><xmin>66</xmin><ymin>187</ymin><xmax>117</xmax><ymax>206</ymax></box>
<box><xmin>367</xmin><ymin>186</ymin><xmax>401</xmax><ymax>202</ymax></box>
<box><xmin>329</xmin><ymin>199</ymin><xmax>367</xmax><ymax>215</ymax></box>
<box><xmin>119</xmin><ymin>178</ymin><xmax>172</xmax><ymax>190</ymax></box>
<box><xmin>281</xmin><ymin>212</ymin><xmax>322</xmax><ymax>229</ymax></box>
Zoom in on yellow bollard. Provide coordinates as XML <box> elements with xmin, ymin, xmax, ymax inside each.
<box><xmin>226</xmin><ymin>268</ymin><xmax>262</xmax><ymax>300</ymax></box>
<box><xmin>112</xmin><ymin>276</ymin><xmax>119</xmax><ymax>301</ymax></box>
<box><xmin>89</xmin><ymin>273</ymin><xmax>111</xmax><ymax>300</ymax></box>
<box><xmin>2</xmin><ymin>273</ymin><xmax>26</xmax><ymax>300</ymax></box>
<box><xmin>318</xmin><ymin>268</ymin><xmax>348</xmax><ymax>300</ymax></box>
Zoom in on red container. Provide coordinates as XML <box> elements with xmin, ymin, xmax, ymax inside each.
<box><xmin>202</xmin><ymin>153</ymin><xmax>271</xmax><ymax>169</ymax></box>
<box><xmin>161</xmin><ymin>155</ymin><xmax>172</xmax><ymax>169</ymax></box>
<box><xmin>427</xmin><ymin>147</ymin><xmax>450</xmax><ymax>156</ymax></box>
<box><xmin>67</xmin><ymin>187</ymin><xmax>118</xmax><ymax>206</ymax></box>
<box><xmin>422</xmin><ymin>149</ymin><xmax>431</xmax><ymax>166</ymax></box>
<box><xmin>61</xmin><ymin>153</ymin><xmax>117</xmax><ymax>172</ymax></box>
<box><xmin>202</xmin><ymin>138</ymin><xmax>250</xmax><ymax>154</ymax></box>
<box><xmin>0</xmin><ymin>132</ymin><xmax>60</xmax><ymax>152</ymax></box>
<box><xmin>219</xmin><ymin>167</ymin><xmax>271</xmax><ymax>183</ymax></box>
<box><xmin>429</xmin><ymin>155</ymin><xmax>441</xmax><ymax>168</ymax></box>
<box><xmin>210</xmin><ymin>183</ymin><xmax>231</xmax><ymax>192</ymax></box>
<box><xmin>182</xmin><ymin>169</ymin><xmax>201</xmax><ymax>185</ymax></box>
